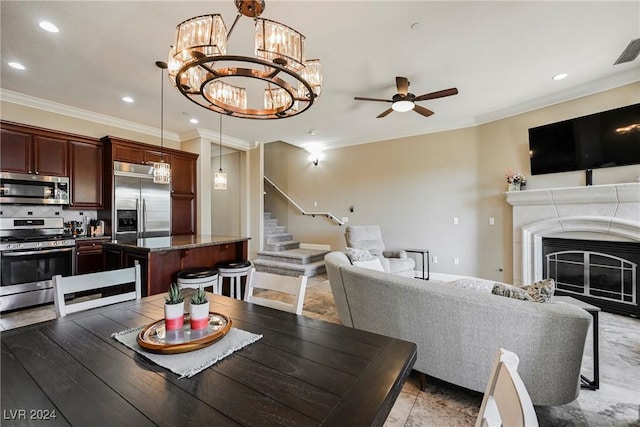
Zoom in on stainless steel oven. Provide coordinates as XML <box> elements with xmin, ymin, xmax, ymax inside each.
<box><xmin>0</xmin><ymin>218</ymin><xmax>75</xmax><ymax>312</ymax></box>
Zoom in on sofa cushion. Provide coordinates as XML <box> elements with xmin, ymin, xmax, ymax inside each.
<box><xmin>345</xmin><ymin>247</ymin><xmax>375</xmax><ymax>262</ymax></box>
<box><xmin>352</xmin><ymin>258</ymin><xmax>385</xmax><ymax>271</ymax></box>
<box><xmin>491</xmin><ymin>279</ymin><xmax>555</xmax><ymax>303</ymax></box>
<box><xmin>446</xmin><ymin>277</ymin><xmax>496</xmax><ymax>293</ymax></box>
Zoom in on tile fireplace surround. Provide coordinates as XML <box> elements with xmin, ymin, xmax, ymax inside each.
<box><xmin>506</xmin><ymin>182</ymin><xmax>640</xmax><ymax>287</ymax></box>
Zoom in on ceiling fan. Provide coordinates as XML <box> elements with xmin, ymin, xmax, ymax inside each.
<box><xmin>354</xmin><ymin>77</ymin><xmax>458</xmax><ymax>118</ymax></box>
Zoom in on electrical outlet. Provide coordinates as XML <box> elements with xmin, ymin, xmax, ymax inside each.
<box><xmin>432</xmin><ymin>256</ymin><xmax>438</xmax><ymax>264</ymax></box>
<box><xmin>489</xmin><ymin>217</ymin><xmax>495</xmax><ymax>225</ymax></box>
<box><xmin>313</xmin><ymin>201</ymin><xmax>318</xmax><ymax>207</ymax></box>
<box><xmin>454</xmin><ymin>257</ymin><xmax>460</xmax><ymax>265</ymax></box>
<box><xmin>341</xmin><ymin>217</ymin><xmax>349</xmax><ymax>223</ymax></box>
<box><xmin>453</xmin><ymin>217</ymin><xmax>459</xmax><ymax>225</ymax></box>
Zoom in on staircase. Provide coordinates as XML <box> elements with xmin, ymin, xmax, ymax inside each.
<box><xmin>252</xmin><ymin>212</ymin><xmax>329</xmax><ymax>277</ymax></box>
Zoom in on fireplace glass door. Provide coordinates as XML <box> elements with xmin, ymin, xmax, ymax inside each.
<box><xmin>543</xmin><ymin>238</ymin><xmax>639</xmax><ymax>317</ymax></box>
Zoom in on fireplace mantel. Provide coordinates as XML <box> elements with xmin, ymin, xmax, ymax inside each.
<box><xmin>506</xmin><ymin>182</ymin><xmax>640</xmax><ymax>286</ymax></box>
<box><xmin>506</xmin><ymin>182</ymin><xmax>640</xmax><ymax>207</ymax></box>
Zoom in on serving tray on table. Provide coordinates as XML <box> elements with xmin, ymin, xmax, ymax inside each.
<box><xmin>137</xmin><ymin>312</ymin><xmax>232</xmax><ymax>354</ymax></box>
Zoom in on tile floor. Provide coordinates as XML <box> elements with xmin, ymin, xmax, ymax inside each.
<box><xmin>1</xmin><ymin>274</ymin><xmax>639</xmax><ymax>426</ymax></box>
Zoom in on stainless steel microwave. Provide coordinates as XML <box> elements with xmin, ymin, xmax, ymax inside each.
<box><xmin>0</xmin><ymin>172</ymin><xmax>70</xmax><ymax>205</ymax></box>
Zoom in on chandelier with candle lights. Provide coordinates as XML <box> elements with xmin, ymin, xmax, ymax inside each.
<box><xmin>167</xmin><ymin>0</ymin><xmax>322</xmax><ymax>119</ymax></box>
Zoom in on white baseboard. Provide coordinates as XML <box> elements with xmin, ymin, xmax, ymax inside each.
<box><xmin>299</xmin><ymin>243</ymin><xmax>331</xmax><ymax>251</ymax></box>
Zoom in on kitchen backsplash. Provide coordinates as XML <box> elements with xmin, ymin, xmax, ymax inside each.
<box><xmin>0</xmin><ymin>205</ymin><xmax>97</xmax><ymax>223</ymax></box>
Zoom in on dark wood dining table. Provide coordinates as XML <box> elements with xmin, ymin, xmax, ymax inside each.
<box><xmin>1</xmin><ymin>293</ymin><xmax>416</xmax><ymax>427</ymax></box>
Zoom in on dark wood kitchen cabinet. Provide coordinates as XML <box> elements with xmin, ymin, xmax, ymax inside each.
<box><xmin>0</xmin><ymin>122</ymin><xmax>102</xmax><ymax>209</ymax></box>
<box><xmin>0</xmin><ymin>123</ymin><xmax>68</xmax><ymax>176</ymax></box>
<box><xmin>108</xmin><ymin>137</ymin><xmax>166</xmax><ymax>165</ymax></box>
<box><xmin>76</xmin><ymin>238</ymin><xmax>109</xmax><ymax>274</ymax></box>
<box><xmin>170</xmin><ymin>152</ymin><xmax>198</xmax><ymax>236</ymax></box>
<box><xmin>69</xmin><ymin>140</ymin><xmax>103</xmax><ymax>209</ymax></box>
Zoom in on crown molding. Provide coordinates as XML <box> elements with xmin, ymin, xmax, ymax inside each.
<box><xmin>475</xmin><ymin>69</ymin><xmax>640</xmax><ymax>125</ymax></box>
<box><xmin>0</xmin><ymin>89</ymin><xmax>182</xmax><ymax>142</ymax></box>
<box><xmin>180</xmin><ymin>128</ymin><xmax>256</xmax><ymax>151</ymax></box>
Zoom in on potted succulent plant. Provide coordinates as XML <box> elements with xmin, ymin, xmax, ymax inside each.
<box><xmin>164</xmin><ymin>283</ymin><xmax>185</xmax><ymax>331</ymax></box>
<box><xmin>189</xmin><ymin>286</ymin><xmax>210</xmax><ymax>330</ymax></box>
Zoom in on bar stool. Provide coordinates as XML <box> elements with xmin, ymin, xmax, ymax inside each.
<box><xmin>176</xmin><ymin>267</ymin><xmax>220</xmax><ymax>294</ymax></box>
<box><xmin>217</xmin><ymin>260</ymin><xmax>252</xmax><ymax>300</ymax></box>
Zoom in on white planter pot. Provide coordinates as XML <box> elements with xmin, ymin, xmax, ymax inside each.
<box><xmin>164</xmin><ymin>302</ymin><xmax>185</xmax><ymax>331</ymax></box>
<box><xmin>189</xmin><ymin>302</ymin><xmax>210</xmax><ymax>330</ymax></box>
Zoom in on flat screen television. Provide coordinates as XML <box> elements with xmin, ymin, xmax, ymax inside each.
<box><xmin>528</xmin><ymin>103</ymin><xmax>640</xmax><ymax>175</ymax></box>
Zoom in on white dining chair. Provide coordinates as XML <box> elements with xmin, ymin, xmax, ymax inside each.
<box><xmin>476</xmin><ymin>348</ymin><xmax>539</xmax><ymax>427</ymax></box>
<box><xmin>244</xmin><ymin>268</ymin><xmax>307</xmax><ymax>315</ymax></box>
<box><xmin>53</xmin><ymin>263</ymin><xmax>142</xmax><ymax>317</ymax></box>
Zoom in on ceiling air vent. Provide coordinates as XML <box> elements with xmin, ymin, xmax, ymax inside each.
<box><xmin>614</xmin><ymin>38</ymin><xmax>640</xmax><ymax>65</ymax></box>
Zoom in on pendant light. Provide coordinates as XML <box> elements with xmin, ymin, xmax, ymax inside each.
<box><xmin>214</xmin><ymin>114</ymin><xmax>227</xmax><ymax>190</ymax></box>
<box><xmin>153</xmin><ymin>61</ymin><xmax>171</xmax><ymax>184</ymax></box>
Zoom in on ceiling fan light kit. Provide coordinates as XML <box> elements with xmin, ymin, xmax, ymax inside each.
<box><xmin>167</xmin><ymin>0</ymin><xmax>322</xmax><ymax>120</ymax></box>
<box><xmin>355</xmin><ymin>76</ymin><xmax>458</xmax><ymax>118</ymax></box>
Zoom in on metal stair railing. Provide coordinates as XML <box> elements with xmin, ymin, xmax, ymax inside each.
<box><xmin>264</xmin><ymin>176</ymin><xmax>343</xmax><ymax>226</ymax></box>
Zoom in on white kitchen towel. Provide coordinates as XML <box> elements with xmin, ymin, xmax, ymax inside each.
<box><xmin>112</xmin><ymin>326</ymin><xmax>262</xmax><ymax>378</ymax></box>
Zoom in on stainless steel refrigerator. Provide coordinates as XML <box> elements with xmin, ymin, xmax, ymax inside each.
<box><xmin>113</xmin><ymin>161</ymin><xmax>170</xmax><ymax>240</ymax></box>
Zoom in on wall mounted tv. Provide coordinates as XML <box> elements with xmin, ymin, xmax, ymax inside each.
<box><xmin>528</xmin><ymin>103</ymin><xmax>640</xmax><ymax>175</ymax></box>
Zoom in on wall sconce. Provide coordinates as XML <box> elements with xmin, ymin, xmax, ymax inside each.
<box><xmin>309</xmin><ymin>151</ymin><xmax>324</xmax><ymax>166</ymax></box>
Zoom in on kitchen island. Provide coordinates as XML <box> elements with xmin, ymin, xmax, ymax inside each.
<box><xmin>103</xmin><ymin>235</ymin><xmax>249</xmax><ymax>296</ymax></box>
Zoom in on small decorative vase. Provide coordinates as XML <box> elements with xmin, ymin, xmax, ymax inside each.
<box><xmin>508</xmin><ymin>182</ymin><xmax>521</xmax><ymax>191</ymax></box>
<box><xmin>164</xmin><ymin>301</ymin><xmax>185</xmax><ymax>331</ymax></box>
<box><xmin>189</xmin><ymin>302</ymin><xmax>210</xmax><ymax>330</ymax></box>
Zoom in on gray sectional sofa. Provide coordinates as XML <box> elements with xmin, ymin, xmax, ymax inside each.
<box><xmin>324</xmin><ymin>251</ymin><xmax>592</xmax><ymax>406</ymax></box>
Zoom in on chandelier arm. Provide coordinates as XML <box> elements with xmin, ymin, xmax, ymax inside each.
<box><xmin>226</xmin><ymin>12</ymin><xmax>243</xmax><ymax>39</ymax></box>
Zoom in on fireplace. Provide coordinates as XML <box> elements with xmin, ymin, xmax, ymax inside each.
<box><xmin>542</xmin><ymin>238</ymin><xmax>639</xmax><ymax>316</ymax></box>
<box><xmin>506</xmin><ymin>182</ymin><xmax>640</xmax><ymax>317</ymax></box>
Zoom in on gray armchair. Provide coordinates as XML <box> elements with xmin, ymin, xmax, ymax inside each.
<box><xmin>344</xmin><ymin>225</ymin><xmax>415</xmax><ymax>277</ymax></box>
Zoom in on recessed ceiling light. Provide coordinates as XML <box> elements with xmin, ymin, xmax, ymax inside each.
<box><xmin>122</xmin><ymin>96</ymin><xmax>134</xmax><ymax>103</ymax></box>
<box><xmin>190</xmin><ymin>118</ymin><xmax>199</xmax><ymax>124</ymax></box>
<box><xmin>8</xmin><ymin>62</ymin><xmax>25</xmax><ymax>70</ymax></box>
<box><xmin>552</xmin><ymin>73</ymin><xmax>568</xmax><ymax>81</ymax></box>
<box><xmin>39</xmin><ymin>21</ymin><xmax>59</xmax><ymax>33</ymax></box>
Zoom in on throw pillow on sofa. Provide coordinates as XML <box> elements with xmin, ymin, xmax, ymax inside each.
<box><xmin>491</xmin><ymin>279</ymin><xmax>555</xmax><ymax>303</ymax></box>
<box><xmin>345</xmin><ymin>247</ymin><xmax>375</xmax><ymax>262</ymax></box>
<box><xmin>446</xmin><ymin>278</ymin><xmax>497</xmax><ymax>293</ymax></box>
<box><xmin>522</xmin><ymin>278</ymin><xmax>555</xmax><ymax>303</ymax></box>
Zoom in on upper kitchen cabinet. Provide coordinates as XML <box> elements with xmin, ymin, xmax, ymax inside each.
<box><xmin>170</xmin><ymin>153</ymin><xmax>197</xmax><ymax>195</ymax></box>
<box><xmin>0</xmin><ymin>123</ymin><xmax>68</xmax><ymax>176</ymax></box>
<box><xmin>170</xmin><ymin>152</ymin><xmax>198</xmax><ymax>235</ymax></box>
<box><xmin>0</xmin><ymin>121</ymin><xmax>102</xmax><ymax>208</ymax></box>
<box><xmin>69</xmin><ymin>140</ymin><xmax>103</xmax><ymax>209</ymax></box>
<box><xmin>107</xmin><ymin>137</ymin><xmax>167</xmax><ymax>165</ymax></box>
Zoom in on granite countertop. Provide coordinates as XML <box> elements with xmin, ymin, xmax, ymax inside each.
<box><xmin>73</xmin><ymin>235</ymin><xmax>111</xmax><ymax>242</ymax></box>
<box><xmin>103</xmin><ymin>235</ymin><xmax>250</xmax><ymax>252</ymax></box>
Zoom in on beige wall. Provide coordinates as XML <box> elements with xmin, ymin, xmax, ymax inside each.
<box><xmin>211</xmin><ymin>151</ymin><xmax>242</xmax><ymax>236</ymax></box>
<box><xmin>264</xmin><ymin>83</ymin><xmax>640</xmax><ymax>281</ymax></box>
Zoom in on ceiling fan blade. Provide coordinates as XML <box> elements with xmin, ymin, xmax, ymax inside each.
<box><xmin>414</xmin><ymin>88</ymin><xmax>459</xmax><ymax>102</ymax></box>
<box><xmin>354</xmin><ymin>96</ymin><xmax>393</xmax><ymax>103</ymax></box>
<box><xmin>396</xmin><ymin>77</ymin><xmax>409</xmax><ymax>96</ymax></box>
<box><xmin>377</xmin><ymin>108</ymin><xmax>394</xmax><ymax>118</ymax></box>
<box><xmin>413</xmin><ymin>104</ymin><xmax>434</xmax><ymax>117</ymax></box>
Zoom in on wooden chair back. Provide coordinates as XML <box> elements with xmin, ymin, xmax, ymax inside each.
<box><xmin>244</xmin><ymin>268</ymin><xmax>307</xmax><ymax>315</ymax></box>
<box><xmin>53</xmin><ymin>263</ymin><xmax>142</xmax><ymax>317</ymax></box>
<box><xmin>475</xmin><ymin>348</ymin><xmax>539</xmax><ymax>427</ymax></box>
